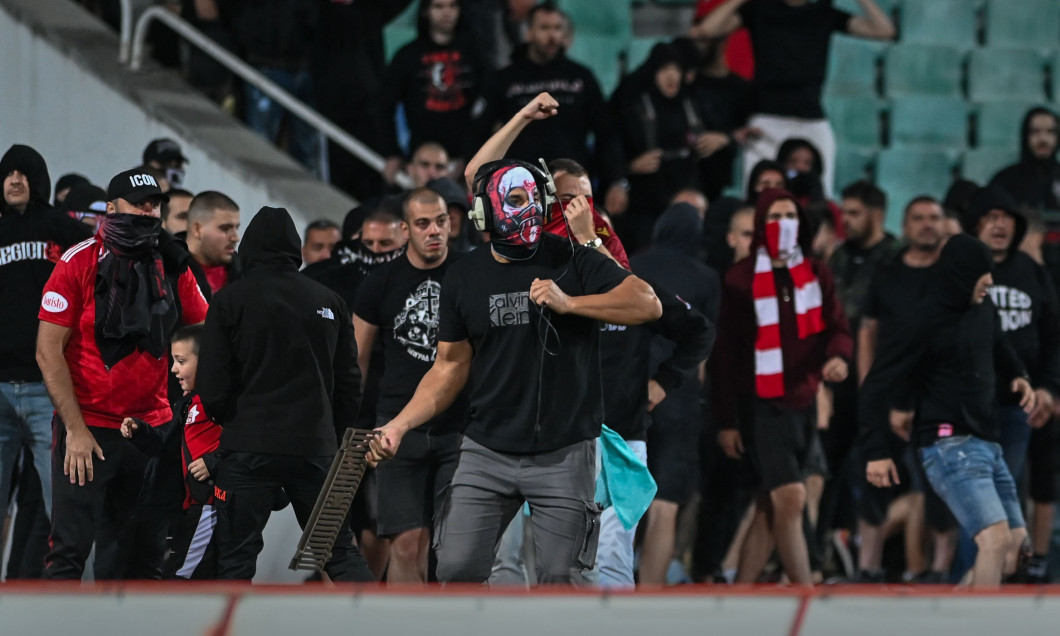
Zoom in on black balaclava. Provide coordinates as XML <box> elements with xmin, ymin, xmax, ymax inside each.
<box><xmin>482</xmin><ymin>163</ymin><xmax>543</xmax><ymax>261</ymax></box>
<box><xmin>934</xmin><ymin>234</ymin><xmax>993</xmax><ymax>313</ymax></box>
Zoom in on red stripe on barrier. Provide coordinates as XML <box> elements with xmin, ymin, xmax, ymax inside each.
<box><xmin>208</xmin><ymin>592</ymin><xmax>241</xmax><ymax>636</ymax></box>
<box><xmin>788</xmin><ymin>593</ymin><xmax>811</xmax><ymax>636</ymax></box>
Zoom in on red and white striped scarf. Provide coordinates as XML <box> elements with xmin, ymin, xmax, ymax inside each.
<box><xmin>751</xmin><ymin>243</ymin><xmax>824</xmax><ymax>398</ymax></box>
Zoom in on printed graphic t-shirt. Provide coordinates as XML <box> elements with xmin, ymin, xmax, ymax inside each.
<box><xmin>354</xmin><ymin>251</ymin><xmax>467</xmax><ymax>432</ymax></box>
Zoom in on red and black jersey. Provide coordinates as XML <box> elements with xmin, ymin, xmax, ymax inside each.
<box><xmin>180</xmin><ymin>394</ymin><xmax>222</xmax><ymax>509</ymax></box>
<box><xmin>38</xmin><ymin>235</ymin><xmax>210</xmax><ymax>429</ymax></box>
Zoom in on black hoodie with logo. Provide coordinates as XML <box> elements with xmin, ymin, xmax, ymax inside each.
<box><xmin>197</xmin><ymin>207</ymin><xmax>361</xmax><ymax>456</ymax></box>
<box><xmin>989</xmin><ymin>107</ymin><xmax>1060</xmax><ymax>211</ymax></box>
<box><xmin>0</xmin><ymin>145</ymin><xmax>92</xmax><ymax>381</ymax></box>
<box><xmin>480</xmin><ymin>44</ymin><xmax>623</xmax><ymax>187</ymax></box>
<box><xmin>860</xmin><ymin>235</ymin><xmax>1027</xmax><ymax>461</ymax></box>
<box><xmin>964</xmin><ymin>186</ymin><xmax>1060</xmax><ymax>403</ymax></box>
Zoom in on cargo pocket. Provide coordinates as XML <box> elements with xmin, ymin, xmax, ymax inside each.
<box><xmin>574</xmin><ymin>500</ymin><xmax>604</xmax><ymax>570</ymax></box>
<box><xmin>432</xmin><ymin>483</ymin><xmax>454</xmax><ymax>552</ymax></box>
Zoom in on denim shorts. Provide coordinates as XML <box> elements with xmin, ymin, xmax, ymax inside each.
<box><xmin>919</xmin><ymin>435</ymin><xmax>1025</xmax><ymax>537</ymax></box>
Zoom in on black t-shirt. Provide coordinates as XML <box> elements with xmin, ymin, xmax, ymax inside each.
<box><xmin>437</xmin><ymin>234</ymin><xmax>630</xmax><ymax>453</ymax></box>
<box><xmin>354</xmin><ymin>252</ymin><xmax>468</xmax><ymax>432</ymax></box>
<box><xmin>862</xmin><ymin>252</ymin><xmax>935</xmax><ymax>351</ymax></box>
<box><xmin>739</xmin><ymin>0</ymin><xmax>852</xmax><ymax>119</ymax></box>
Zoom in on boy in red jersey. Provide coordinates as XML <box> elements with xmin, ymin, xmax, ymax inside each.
<box><xmin>122</xmin><ymin>324</ymin><xmax>221</xmax><ymax>579</ymax></box>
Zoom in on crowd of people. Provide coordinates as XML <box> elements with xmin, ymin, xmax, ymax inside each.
<box><xmin>2</xmin><ymin>0</ymin><xmax>1059</xmax><ymax>588</ymax></box>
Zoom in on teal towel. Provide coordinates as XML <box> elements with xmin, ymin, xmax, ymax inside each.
<box><xmin>595</xmin><ymin>425</ymin><xmax>658</xmax><ymax>531</ymax></box>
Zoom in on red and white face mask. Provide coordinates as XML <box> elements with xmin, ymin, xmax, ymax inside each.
<box><xmin>487</xmin><ymin>165</ymin><xmax>542</xmax><ymax>248</ymax></box>
<box><xmin>764</xmin><ymin>217</ymin><xmax>799</xmax><ymax>260</ymax></box>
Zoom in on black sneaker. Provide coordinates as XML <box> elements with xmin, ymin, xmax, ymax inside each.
<box><xmin>857</xmin><ymin>569</ymin><xmax>885</xmax><ymax>583</ymax></box>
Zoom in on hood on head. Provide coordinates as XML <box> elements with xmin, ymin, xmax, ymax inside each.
<box><xmin>745</xmin><ymin>159</ymin><xmax>785</xmax><ymax>204</ymax></box>
<box><xmin>54</xmin><ymin>173</ymin><xmax>90</xmax><ymax>206</ymax></box>
<box><xmin>963</xmin><ymin>185</ymin><xmax>1027</xmax><ymax>257</ymax></box>
<box><xmin>776</xmin><ymin>138</ymin><xmax>824</xmax><ymax>178</ymax></box>
<box><xmin>0</xmin><ymin>144</ymin><xmax>51</xmax><ymax>207</ymax></box>
<box><xmin>1020</xmin><ymin>106</ymin><xmax>1059</xmax><ymax>164</ymax></box>
<box><xmin>652</xmin><ymin>202</ymin><xmax>702</xmax><ymax>257</ymax></box>
<box><xmin>935</xmin><ymin>234</ymin><xmax>993</xmax><ymax>312</ymax></box>
<box><xmin>238</xmin><ymin>206</ymin><xmax>302</xmax><ymax>269</ymax></box>
<box><xmin>943</xmin><ymin>178</ymin><xmax>979</xmax><ymax>223</ymax></box>
<box><xmin>752</xmin><ymin>188</ymin><xmax>815</xmax><ymax>252</ymax></box>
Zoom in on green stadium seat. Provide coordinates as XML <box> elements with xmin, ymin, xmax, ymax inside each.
<box><xmin>556</xmin><ymin>0</ymin><xmax>632</xmax><ymax>39</ymax></box>
<box><xmin>384</xmin><ymin>26</ymin><xmax>417</xmax><ymax>64</ymax></box>
<box><xmin>823</xmin><ymin>95</ymin><xmax>884</xmax><ymax>146</ymax></box>
<box><xmin>899</xmin><ymin>0</ymin><xmax>978</xmax><ymax>50</ymax></box>
<box><xmin>626</xmin><ymin>37</ymin><xmax>666</xmax><ymax>74</ymax></box>
<box><xmin>875</xmin><ymin>148</ymin><xmax>959</xmax><ymax>233</ymax></box>
<box><xmin>835</xmin><ymin>0</ymin><xmax>901</xmax><ymax>15</ymax></box>
<box><xmin>975</xmin><ymin>101</ymin><xmax>1040</xmax><ymax>150</ymax></box>
<box><xmin>968</xmin><ymin>48</ymin><xmax>1047</xmax><ymax>102</ymax></box>
<box><xmin>389</xmin><ymin>2</ymin><xmax>419</xmax><ymax>29</ymax></box>
<box><xmin>889</xmin><ymin>96</ymin><xmax>969</xmax><ymax>148</ymax></box>
<box><xmin>824</xmin><ymin>37</ymin><xmax>885</xmax><ymax>96</ymax></box>
<box><xmin>985</xmin><ymin>0</ymin><xmax>1060</xmax><ymax>51</ymax></box>
<box><xmin>883</xmin><ymin>44</ymin><xmax>963</xmax><ymax>97</ymax></box>
<box><xmin>567</xmin><ymin>34</ymin><xmax>626</xmax><ymax>97</ymax></box>
<box><xmin>834</xmin><ymin>145</ymin><xmax>878</xmax><ymax>193</ymax></box>
<box><xmin>961</xmin><ymin>148</ymin><xmax>1018</xmax><ymax>185</ymax></box>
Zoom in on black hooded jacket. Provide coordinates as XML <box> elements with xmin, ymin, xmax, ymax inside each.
<box><xmin>989</xmin><ymin>107</ymin><xmax>1060</xmax><ymax>211</ymax></box>
<box><xmin>860</xmin><ymin>235</ymin><xmax>1027</xmax><ymax>460</ymax></box>
<box><xmin>965</xmin><ymin>187</ymin><xmax>1060</xmax><ymax>402</ymax></box>
<box><xmin>0</xmin><ymin>145</ymin><xmax>92</xmax><ymax>381</ymax></box>
<box><xmin>198</xmin><ymin>207</ymin><xmax>362</xmax><ymax>456</ymax></box>
<box><xmin>613</xmin><ymin>44</ymin><xmax>700</xmax><ymax>220</ymax></box>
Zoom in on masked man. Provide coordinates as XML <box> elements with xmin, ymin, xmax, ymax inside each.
<box><xmin>368</xmin><ymin>92</ymin><xmax>663</xmax><ymax>585</ymax></box>
<box><xmin>37</xmin><ymin>169</ymin><xmax>209</xmax><ymax>580</ymax></box>
<box><xmin>712</xmin><ymin>187</ymin><xmax>852</xmax><ymax>585</ymax></box>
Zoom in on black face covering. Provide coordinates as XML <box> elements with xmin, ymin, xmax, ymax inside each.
<box><xmin>95</xmin><ymin>213</ymin><xmax>178</xmax><ymax>367</ymax></box>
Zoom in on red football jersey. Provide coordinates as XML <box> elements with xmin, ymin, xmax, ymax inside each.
<box><xmin>39</xmin><ymin>236</ymin><xmax>209</xmax><ymax>429</ymax></box>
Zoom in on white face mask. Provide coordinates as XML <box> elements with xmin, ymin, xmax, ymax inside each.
<box><xmin>166</xmin><ymin>166</ymin><xmax>185</xmax><ymax>188</ymax></box>
<box><xmin>765</xmin><ymin>217</ymin><xmax>799</xmax><ymax>260</ymax></box>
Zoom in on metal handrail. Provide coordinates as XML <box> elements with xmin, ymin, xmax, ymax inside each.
<box><xmin>127</xmin><ymin>5</ymin><xmax>412</xmax><ymax>189</ymax></box>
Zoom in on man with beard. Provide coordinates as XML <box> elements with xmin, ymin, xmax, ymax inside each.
<box><xmin>480</xmin><ymin>3</ymin><xmax>625</xmax><ymax>212</ymax></box>
<box><xmin>0</xmin><ymin>145</ymin><xmax>92</xmax><ymax>578</ymax></box>
<box><xmin>37</xmin><ymin>169</ymin><xmax>209</xmax><ymax>579</ymax></box>
<box><xmin>369</xmin><ymin>92</ymin><xmax>662</xmax><ymax>584</ymax></box>
<box><xmin>353</xmin><ymin>188</ymin><xmax>466</xmax><ymax>584</ymax></box>
<box><xmin>863</xmin><ymin>234</ymin><xmax>1036</xmax><ymax>588</ymax></box>
<box><xmin>855</xmin><ymin>196</ymin><xmax>955</xmax><ymax>583</ymax></box>
<box><xmin>990</xmin><ymin>107</ymin><xmax>1060</xmax><ymax>212</ymax></box>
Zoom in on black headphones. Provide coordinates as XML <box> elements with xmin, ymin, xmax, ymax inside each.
<box><xmin>468</xmin><ymin>158</ymin><xmax>558</xmax><ymax>233</ymax></box>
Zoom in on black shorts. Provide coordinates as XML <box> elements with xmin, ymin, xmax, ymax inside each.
<box><xmin>374</xmin><ymin>421</ymin><xmax>461</xmax><ymax>538</ymax></box>
<box><xmin>745</xmin><ymin>400</ymin><xmax>816</xmax><ymax>492</ymax></box>
<box><xmin>647</xmin><ymin>395</ymin><xmax>702</xmax><ymax>504</ymax></box>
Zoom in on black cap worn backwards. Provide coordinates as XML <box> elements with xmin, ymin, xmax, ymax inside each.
<box><xmin>107</xmin><ymin>169</ymin><xmax>169</xmax><ymax>204</ymax></box>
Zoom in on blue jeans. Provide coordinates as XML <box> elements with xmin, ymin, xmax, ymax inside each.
<box><xmin>0</xmin><ymin>382</ymin><xmax>55</xmax><ymax>518</ymax></box>
<box><xmin>950</xmin><ymin>407</ymin><xmax>1031</xmax><ymax>579</ymax></box>
<box><xmin>921</xmin><ymin>435</ymin><xmax>1025</xmax><ymax>540</ymax></box>
<box><xmin>245</xmin><ymin>67</ymin><xmax>321</xmax><ymax>176</ymax></box>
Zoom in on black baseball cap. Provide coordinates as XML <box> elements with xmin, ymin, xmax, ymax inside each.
<box><xmin>64</xmin><ymin>183</ymin><xmax>108</xmax><ymax>214</ymax></box>
<box><xmin>107</xmin><ymin>169</ymin><xmax>169</xmax><ymax>204</ymax></box>
<box><xmin>142</xmin><ymin>138</ymin><xmax>188</xmax><ymax>165</ymax></box>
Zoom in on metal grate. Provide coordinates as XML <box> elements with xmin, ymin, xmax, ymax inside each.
<box><xmin>289</xmin><ymin>428</ymin><xmax>375</xmax><ymax>572</ymax></box>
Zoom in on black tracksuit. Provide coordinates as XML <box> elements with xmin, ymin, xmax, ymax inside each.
<box><xmin>198</xmin><ymin>206</ymin><xmax>373</xmax><ymax>581</ymax></box>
